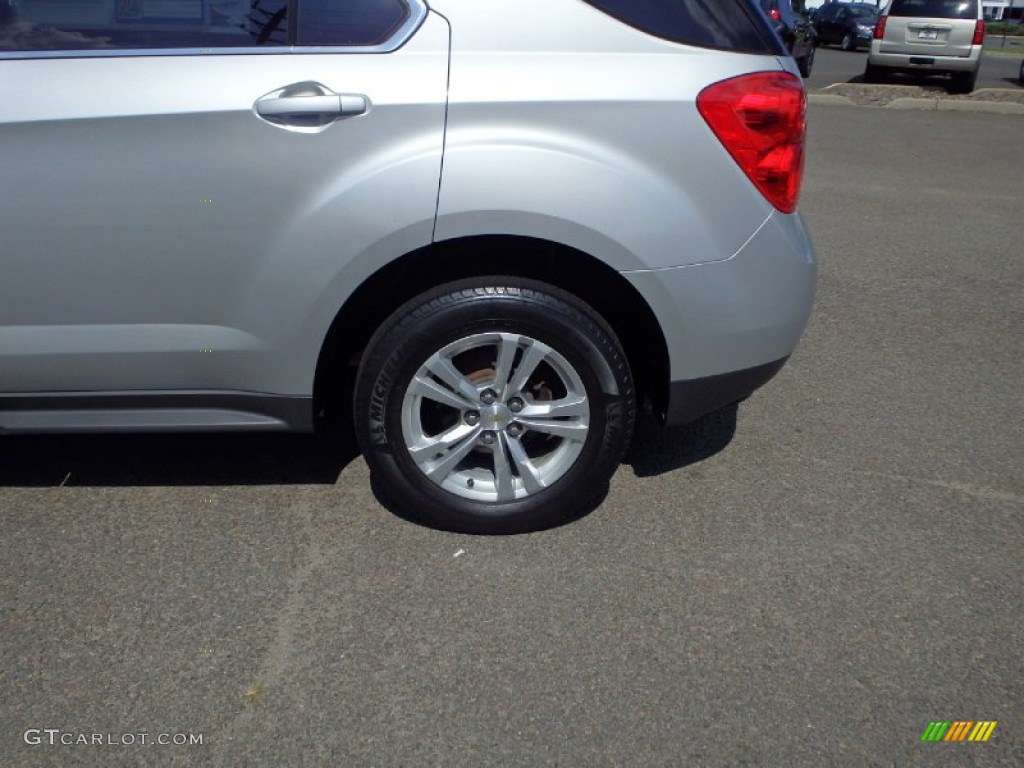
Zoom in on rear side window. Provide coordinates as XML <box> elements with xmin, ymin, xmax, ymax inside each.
<box><xmin>0</xmin><ymin>0</ymin><xmax>411</xmax><ymax>53</ymax></box>
<box><xmin>298</xmin><ymin>0</ymin><xmax>408</xmax><ymax>46</ymax></box>
<box><xmin>888</xmin><ymin>0</ymin><xmax>978</xmax><ymax>19</ymax></box>
<box><xmin>0</xmin><ymin>0</ymin><xmax>282</xmax><ymax>51</ymax></box>
<box><xmin>848</xmin><ymin>6</ymin><xmax>879</xmax><ymax>19</ymax></box>
<box><xmin>582</xmin><ymin>0</ymin><xmax>785</xmax><ymax>55</ymax></box>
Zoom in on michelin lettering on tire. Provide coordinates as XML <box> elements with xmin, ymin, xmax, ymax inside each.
<box><xmin>368</xmin><ymin>368</ymin><xmax>392</xmax><ymax>448</ymax></box>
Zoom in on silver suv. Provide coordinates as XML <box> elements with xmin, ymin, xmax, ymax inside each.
<box><xmin>0</xmin><ymin>0</ymin><xmax>817</xmax><ymax>533</ymax></box>
<box><xmin>866</xmin><ymin>0</ymin><xmax>985</xmax><ymax>93</ymax></box>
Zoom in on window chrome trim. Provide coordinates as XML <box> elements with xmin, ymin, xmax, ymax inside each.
<box><xmin>0</xmin><ymin>0</ymin><xmax>428</xmax><ymax>60</ymax></box>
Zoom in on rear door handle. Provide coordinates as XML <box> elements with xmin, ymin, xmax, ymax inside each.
<box><xmin>255</xmin><ymin>93</ymin><xmax>368</xmax><ymax>118</ymax></box>
<box><xmin>254</xmin><ymin>82</ymin><xmax>368</xmax><ymax>131</ymax></box>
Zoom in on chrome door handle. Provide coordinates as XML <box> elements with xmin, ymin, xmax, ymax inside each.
<box><xmin>255</xmin><ymin>94</ymin><xmax>368</xmax><ymax>118</ymax></box>
<box><xmin>254</xmin><ymin>82</ymin><xmax>369</xmax><ymax>132</ymax></box>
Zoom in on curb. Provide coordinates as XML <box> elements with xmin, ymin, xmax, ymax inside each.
<box><xmin>808</xmin><ymin>91</ymin><xmax>1024</xmax><ymax>114</ymax></box>
<box><xmin>807</xmin><ymin>94</ymin><xmax>857</xmax><ymax>108</ymax></box>
<box><xmin>937</xmin><ymin>99</ymin><xmax>1024</xmax><ymax>113</ymax></box>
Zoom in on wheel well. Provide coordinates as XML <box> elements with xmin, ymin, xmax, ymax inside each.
<box><xmin>314</xmin><ymin>236</ymin><xmax>670</xmax><ymax>426</ymax></box>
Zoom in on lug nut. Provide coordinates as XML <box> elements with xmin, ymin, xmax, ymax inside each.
<box><xmin>507</xmin><ymin>422</ymin><xmax>524</xmax><ymax>438</ymax></box>
<box><xmin>480</xmin><ymin>431</ymin><xmax>496</xmax><ymax>445</ymax></box>
<box><xmin>464</xmin><ymin>410</ymin><xmax>480</xmax><ymax>426</ymax></box>
<box><xmin>508</xmin><ymin>397</ymin><xmax>524</xmax><ymax>413</ymax></box>
<box><xmin>480</xmin><ymin>389</ymin><xmax>498</xmax><ymax>405</ymax></box>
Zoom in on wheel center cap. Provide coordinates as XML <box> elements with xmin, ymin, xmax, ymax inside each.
<box><xmin>481</xmin><ymin>404</ymin><xmax>511</xmax><ymax>430</ymax></box>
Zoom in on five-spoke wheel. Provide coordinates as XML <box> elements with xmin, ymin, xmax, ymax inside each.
<box><xmin>355</xmin><ymin>278</ymin><xmax>635</xmax><ymax>533</ymax></box>
<box><xmin>401</xmin><ymin>332</ymin><xmax>590</xmax><ymax>503</ymax></box>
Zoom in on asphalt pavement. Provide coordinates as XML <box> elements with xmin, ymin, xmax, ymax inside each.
<box><xmin>1</xmin><ymin>107</ymin><xmax>1022</xmax><ymax>767</ymax></box>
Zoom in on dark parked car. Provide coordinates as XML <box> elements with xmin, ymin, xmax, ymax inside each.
<box><xmin>814</xmin><ymin>2</ymin><xmax>881</xmax><ymax>51</ymax></box>
<box><xmin>760</xmin><ymin>0</ymin><xmax>818</xmax><ymax>76</ymax></box>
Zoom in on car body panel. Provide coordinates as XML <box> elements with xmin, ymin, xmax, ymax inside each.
<box><xmin>0</xmin><ymin>12</ymin><xmax>450</xmax><ymax>397</ymax></box>
<box><xmin>433</xmin><ymin>0</ymin><xmax>783</xmax><ymax>273</ymax></box>
<box><xmin>0</xmin><ymin>391</ymin><xmax>311</xmax><ymax>433</ymax></box>
<box><xmin>867</xmin><ymin>48</ymin><xmax>981</xmax><ymax>72</ymax></box>
<box><xmin>880</xmin><ymin>17</ymin><xmax>976</xmax><ymax>57</ymax></box>
<box><xmin>622</xmin><ymin>210</ymin><xmax>817</xmax><ymax>383</ymax></box>
<box><xmin>434</xmin><ymin>0</ymin><xmax>813</xmax><ymax>389</ymax></box>
<box><xmin>434</xmin><ymin>47</ymin><xmax>783</xmax><ymax>272</ymax></box>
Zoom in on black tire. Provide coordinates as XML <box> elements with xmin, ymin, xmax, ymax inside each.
<box><xmin>841</xmin><ymin>32</ymin><xmax>855</xmax><ymax>52</ymax></box>
<box><xmin>1019</xmin><ymin>59</ymin><xmax>1023</xmax><ymax>85</ymax></box>
<box><xmin>950</xmin><ymin>68</ymin><xmax>978</xmax><ymax>94</ymax></box>
<box><xmin>863</xmin><ymin>63</ymin><xmax>885</xmax><ymax>84</ymax></box>
<box><xmin>354</xmin><ymin>278</ymin><xmax>635</xmax><ymax>534</ymax></box>
<box><xmin>798</xmin><ymin>45</ymin><xmax>815</xmax><ymax>78</ymax></box>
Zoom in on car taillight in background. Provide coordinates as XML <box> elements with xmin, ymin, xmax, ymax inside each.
<box><xmin>972</xmin><ymin>20</ymin><xmax>984</xmax><ymax>46</ymax></box>
<box><xmin>873</xmin><ymin>17</ymin><xmax>886</xmax><ymax>39</ymax></box>
<box><xmin>768</xmin><ymin>8</ymin><xmax>781</xmax><ymax>21</ymax></box>
<box><xmin>697</xmin><ymin>72</ymin><xmax>806</xmax><ymax>215</ymax></box>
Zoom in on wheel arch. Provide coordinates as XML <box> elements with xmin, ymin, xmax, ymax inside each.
<box><xmin>313</xmin><ymin>235</ymin><xmax>670</xmax><ymax>427</ymax></box>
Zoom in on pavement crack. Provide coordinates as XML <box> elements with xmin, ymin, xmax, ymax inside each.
<box><xmin>217</xmin><ymin>497</ymin><xmax>323</xmax><ymax>732</ymax></box>
<box><xmin>770</xmin><ymin>441</ymin><xmax>1021</xmax><ymax>504</ymax></box>
<box><xmin>846</xmin><ymin>470</ymin><xmax>1022</xmax><ymax>504</ymax></box>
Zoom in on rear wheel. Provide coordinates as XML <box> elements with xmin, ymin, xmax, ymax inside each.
<box><xmin>863</xmin><ymin>63</ymin><xmax>885</xmax><ymax>84</ymax></box>
<box><xmin>841</xmin><ymin>32</ymin><xmax>855</xmax><ymax>51</ymax></box>
<box><xmin>950</xmin><ymin>68</ymin><xmax>978</xmax><ymax>94</ymax></box>
<box><xmin>354</xmin><ymin>278</ymin><xmax>635</xmax><ymax>534</ymax></box>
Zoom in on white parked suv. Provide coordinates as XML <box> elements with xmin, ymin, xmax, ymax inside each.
<box><xmin>866</xmin><ymin>0</ymin><xmax>986</xmax><ymax>92</ymax></box>
<box><xmin>0</xmin><ymin>0</ymin><xmax>817</xmax><ymax>533</ymax></box>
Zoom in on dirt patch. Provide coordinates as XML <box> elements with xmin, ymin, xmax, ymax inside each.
<box><xmin>818</xmin><ymin>83</ymin><xmax>1024</xmax><ymax>107</ymax></box>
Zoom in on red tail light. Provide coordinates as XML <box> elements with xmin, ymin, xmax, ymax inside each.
<box><xmin>697</xmin><ymin>72</ymin><xmax>806</xmax><ymax>214</ymax></box>
<box><xmin>768</xmin><ymin>8</ymin><xmax>781</xmax><ymax>21</ymax></box>
<box><xmin>873</xmin><ymin>17</ymin><xmax>886</xmax><ymax>39</ymax></box>
<box><xmin>972</xmin><ymin>20</ymin><xmax>984</xmax><ymax>46</ymax></box>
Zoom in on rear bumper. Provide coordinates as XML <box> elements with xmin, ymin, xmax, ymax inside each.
<box><xmin>622</xmin><ymin>209</ymin><xmax>816</xmax><ymax>425</ymax></box>
<box><xmin>868</xmin><ymin>46</ymin><xmax>981</xmax><ymax>72</ymax></box>
<box><xmin>664</xmin><ymin>358</ymin><xmax>788</xmax><ymax>426</ymax></box>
